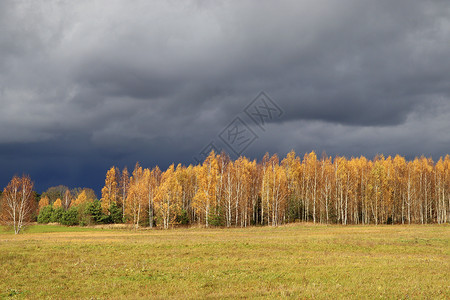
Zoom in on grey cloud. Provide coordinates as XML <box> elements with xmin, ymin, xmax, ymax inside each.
<box><xmin>0</xmin><ymin>0</ymin><xmax>449</xmax><ymax>192</ymax></box>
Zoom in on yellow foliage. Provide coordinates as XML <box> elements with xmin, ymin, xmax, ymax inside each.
<box><xmin>101</xmin><ymin>167</ymin><xmax>119</xmax><ymax>213</ymax></box>
<box><xmin>53</xmin><ymin>198</ymin><xmax>62</xmax><ymax>208</ymax></box>
<box><xmin>72</xmin><ymin>190</ymin><xmax>93</xmax><ymax>207</ymax></box>
<box><xmin>154</xmin><ymin>164</ymin><xmax>182</xmax><ymax>229</ymax></box>
<box><xmin>99</xmin><ymin>149</ymin><xmax>450</xmax><ymax>227</ymax></box>
<box><xmin>38</xmin><ymin>196</ymin><xmax>50</xmax><ymax>211</ymax></box>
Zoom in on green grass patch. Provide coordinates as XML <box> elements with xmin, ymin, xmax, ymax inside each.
<box><xmin>0</xmin><ymin>224</ymin><xmax>448</xmax><ymax>299</ymax></box>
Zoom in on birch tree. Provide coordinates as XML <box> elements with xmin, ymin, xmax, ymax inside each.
<box><xmin>101</xmin><ymin>167</ymin><xmax>119</xmax><ymax>214</ymax></box>
<box><xmin>192</xmin><ymin>151</ymin><xmax>219</xmax><ymax>227</ymax></box>
<box><xmin>154</xmin><ymin>164</ymin><xmax>182</xmax><ymax>229</ymax></box>
<box><xmin>1</xmin><ymin>175</ymin><xmax>35</xmax><ymax>234</ymax></box>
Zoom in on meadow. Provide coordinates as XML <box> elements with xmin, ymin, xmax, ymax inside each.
<box><xmin>0</xmin><ymin>224</ymin><xmax>448</xmax><ymax>299</ymax></box>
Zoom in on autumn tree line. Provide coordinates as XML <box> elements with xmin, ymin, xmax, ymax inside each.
<box><xmin>95</xmin><ymin>150</ymin><xmax>450</xmax><ymax>228</ymax></box>
<box><xmin>1</xmin><ymin>150</ymin><xmax>449</xmax><ymax>233</ymax></box>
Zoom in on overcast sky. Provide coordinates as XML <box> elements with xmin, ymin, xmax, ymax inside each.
<box><xmin>1</xmin><ymin>0</ymin><xmax>450</xmax><ymax>194</ymax></box>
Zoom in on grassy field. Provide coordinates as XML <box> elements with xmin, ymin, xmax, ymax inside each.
<box><xmin>0</xmin><ymin>224</ymin><xmax>448</xmax><ymax>299</ymax></box>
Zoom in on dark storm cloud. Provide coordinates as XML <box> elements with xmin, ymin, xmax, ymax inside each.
<box><xmin>1</xmin><ymin>0</ymin><xmax>450</xmax><ymax>192</ymax></box>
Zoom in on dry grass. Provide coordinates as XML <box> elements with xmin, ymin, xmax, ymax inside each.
<box><xmin>0</xmin><ymin>224</ymin><xmax>449</xmax><ymax>299</ymax></box>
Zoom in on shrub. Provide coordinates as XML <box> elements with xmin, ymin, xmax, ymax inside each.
<box><xmin>208</xmin><ymin>207</ymin><xmax>224</xmax><ymax>227</ymax></box>
<box><xmin>51</xmin><ymin>207</ymin><xmax>65</xmax><ymax>223</ymax></box>
<box><xmin>176</xmin><ymin>209</ymin><xmax>190</xmax><ymax>225</ymax></box>
<box><xmin>60</xmin><ymin>207</ymin><xmax>79</xmax><ymax>226</ymax></box>
<box><xmin>85</xmin><ymin>200</ymin><xmax>112</xmax><ymax>224</ymax></box>
<box><xmin>37</xmin><ymin>206</ymin><xmax>54</xmax><ymax>224</ymax></box>
<box><xmin>85</xmin><ymin>200</ymin><xmax>104</xmax><ymax>223</ymax></box>
<box><xmin>74</xmin><ymin>201</ymin><xmax>93</xmax><ymax>226</ymax></box>
<box><xmin>109</xmin><ymin>202</ymin><xmax>122</xmax><ymax>224</ymax></box>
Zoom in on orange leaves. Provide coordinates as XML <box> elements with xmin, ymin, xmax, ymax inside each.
<box><xmin>261</xmin><ymin>153</ymin><xmax>288</xmax><ymax>226</ymax></box>
<box><xmin>38</xmin><ymin>196</ymin><xmax>50</xmax><ymax>211</ymax></box>
<box><xmin>72</xmin><ymin>190</ymin><xmax>94</xmax><ymax>207</ymax></box>
<box><xmin>154</xmin><ymin>164</ymin><xmax>182</xmax><ymax>229</ymax></box>
<box><xmin>53</xmin><ymin>198</ymin><xmax>62</xmax><ymax>208</ymax></box>
<box><xmin>192</xmin><ymin>151</ymin><xmax>220</xmax><ymax>226</ymax></box>
<box><xmin>100</xmin><ymin>150</ymin><xmax>449</xmax><ymax>227</ymax></box>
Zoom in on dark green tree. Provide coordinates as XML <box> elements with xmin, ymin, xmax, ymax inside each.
<box><xmin>176</xmin><ymin>209</ymin><xmax>190</xmax><ymax>225</ymax></box>
<box><xmin>60</xmin><ymin>207</ymin><xmax>79</xmax><ymax>226</ymax></box>
<box><xmin>50</xmin><ymin>207</ymin><xmax>65</xmax><ymax>223</ymax></box>
<box><xmin>208</xmin><ymin>207</ymin><xmax>224</xmax><ymax>227</ymax></box>
<box><xmin>85</xmin><ymin>200</ymin><xmax>111</xmax><ymax>224</ymax></box>
<box><xmin>37</xmin><ymin>206</ymin><xmax>54</xmax><ymax>224</ymax></box>
<box><xmin>109</xmin><ymin>202</ymin><xmax>122</xmax><ymax>224</ymax></box>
